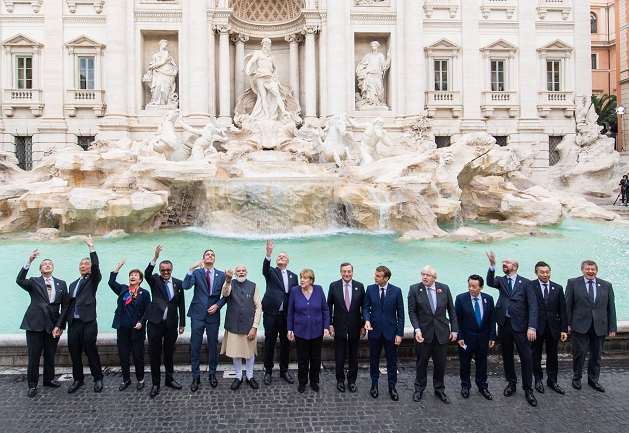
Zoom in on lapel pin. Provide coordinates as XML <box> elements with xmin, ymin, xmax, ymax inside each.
<box><xmin>483</xmin><ymin>298</ymin><xmax>487</xmax><ymax>304</ymax></box>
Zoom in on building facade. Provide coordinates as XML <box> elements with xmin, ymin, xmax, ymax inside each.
<box><xmin>0</xmin><ymin>0</ymin><xmax>591</xmax><ymax>170</ymax></box>
<box><xmin>591</xmin><ymin>1</ymin><xmax>616</xmax><ymax>97</ymax></box>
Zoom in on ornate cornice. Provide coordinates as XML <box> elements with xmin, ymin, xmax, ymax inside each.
<box><xmin>63</xmin><ymin>16</ymin><xmax>106</xmax><ymax>24</ymax></box>
<box><xmin>227</xmin><ymin>16</ymin><xmax>308</xmax><ymax>39</ymax></box>
<box><xmin>134</xmin><ymin>11</ymin><xmax>182</xmax><ymax>23</ymax></box>
<box><xmin>354</xmin><ymin>0</ymin><xmax>391</xmax><ymax>6</ymax></box>
<box><xmin>350</xmin><ymin>13</ymin><xmax>396</xmax><ymax>24</ymax></box>
<box><xmin>0</xmin><ymin>16</ymin><xmax>44</xmax><ymax>23</ymax></box>
<box><xmin>536</xmin><ymin>22</ymin><xmax>574</xmax><ymax>31</ymax></box>
<box><xmin>479</xmin><ymin>21</ymin><xmax>519</xmax><ymax>30</ymax></box>
<box><xmin>423</xmin><ymin>21</ymin><xmax>462</xmax><ymax>29</ymax></box>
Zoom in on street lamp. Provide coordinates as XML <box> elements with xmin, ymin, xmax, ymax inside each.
<box><xmin>617</xmin><ymin>105</ymin><xmax>626</xmax><ymax>151</ymax></box>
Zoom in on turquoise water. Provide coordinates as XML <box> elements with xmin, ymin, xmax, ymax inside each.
<box><xmin>3</xmin><ymin>219</ymin><xmax>628</xmax><ymax>334</ymax></box>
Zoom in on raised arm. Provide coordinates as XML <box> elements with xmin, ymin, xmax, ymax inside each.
<box><xmin>17</xmin><ymin>249</ymin><xmax>39</xmax><ymax>290</ymax></box>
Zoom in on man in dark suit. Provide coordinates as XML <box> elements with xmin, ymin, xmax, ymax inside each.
<box><xmin>16</xmin><ymin>249</ymin><xmax>69</xmax><ymax>398</ymax></box>
<box><xmin>566</xmin><ymin>260</ymin><xmax>617</xmax><ymax>392</ymax></box>
<box><xmin>327</xmin><ymin>262</ymin><xmax>365</xmax><ymax>393</ymax></box>
<box><xmin>363</xmin><ymin>265</ymin><xmax>404</xmax><ymax>401</ymax></box>
<box><xmin>65</xmin><ymin>235</ymin><xmax>104</xmax><ymax>394</ymax></box>
<box><xmin>408</xmin><ymin>265</ymin><xmax>458</xmax><ymax>404</ymax></box>
<box><xmin>183</xmin><ymin>249</ymin><xmax>226</xmax><ymax>391</ymax></box>
<box><xmin>144</xmin><ymin>245</ymin><xmax>186</xmax><ymax>398</ymax></box>
<box><xmin>530</xmin><ymin>261</ymin><xmax>568</xmax><ymax>394</ymax></box>
<box><xmin>261</xmin><ymin>240</ymin><xmax>298</xmax><ymax>385</ymax></box>
<box><xmin>486</xmin><ymin>251</ymin><xmax>538</xmax><ymax>407</ymax></box>
<box><xmin>455</xmin><ymin>274</ymin><xmax>496</xmax><ymax>401</ymax></box>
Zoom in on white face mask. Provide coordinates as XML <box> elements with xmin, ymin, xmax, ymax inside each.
<box><xmin>236</xmin><ymin>276</ymin><xmax>246</xmax><ymax>283</ymax></box>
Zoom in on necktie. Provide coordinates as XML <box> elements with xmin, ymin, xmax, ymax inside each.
<box><xmin>474</xmin><ymin>297</ymin><xmax>482</xmax><ymax>327</ymax></box>
<box><xmin>45</xmin><ymin>279</ymin><xmax>52</xmax><ymax>303</ymax></box>
<box><xmin>206</xmin><ymin>270</ymin><xmax>212</xmax><ymax>295</ymax></box>
<box><xmin>165</xmin><ymin>280</ymin><xmax>172</xmax><ymax>301</ymax></box>
<box><xmin>543</xmin><ymin>283</ymin><xmax>549</xmax><ymax>300</ymax></box>
<box><xmin>344</xmin><ymin>284</ymin><xmax>351</xmax><ymax>311</ymax></box>
<box><xmin>380</xmin><ymin>287</ymin><xmax>385</xmax><ymax>306</ymax></box>
<box><xmin>427</xmin><ymin>287</ymin><xmax>436</xmax><ymax>314</ymax></box>
<box><xmin>587</xmin><ymin>280</ymin><xmax>594</xmax><ymax>303</ymax></box>
<box><xmin>507</xmin><ymin>277</ymin><xmax>513</xmax><ymax>295</ymax></box>
<box><xmin>282</xmin><ymin>270</ymin><xmax>289</xmax><ymax>293</ymax></box>
<box><xmin>73</xmin><ymin>278</ymin><xmax>83</xmax><ymax>316</ymax></box>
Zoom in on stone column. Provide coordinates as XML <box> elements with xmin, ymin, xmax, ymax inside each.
<box><xmin>185</xmin><ymin>0</ymin><xmax>209</xmax><ymax>118</ymax></box>
<box><xmin>518</xmin><ymin>2</ymin><xmax>541</xmax><ymax>120</ymax></box>
<box><xmin>459</xmin><ymin>0</ymin><xmax>484</xmax><ymax>131</ymax></box>
<box><xmin>231</xmin><ymin>33</ymin><xmax>249</xmax><ymax>103</ymax></box>
<box><xmin>326</xmin><ymin>1</ymin><xmax>348</xmax><ymax>114</ymax></box>
<box><xmin>216</xmin><ymin>24</ymin><xmax>232</xmax><ymax>124</ymax></box>
<box><xmin>403</xmin><ymin>0</ymin><xmax>424</xmax><ymax>118</ymax></box>
<box><xmin>285</xmin><ymin>33</ymin><xmax>302</xmax><ymax>104</ymax></box>
<box><xmin>303</xmin><ymin>25</ymin><xmax>319</xmax><ymax>124</ymax></box>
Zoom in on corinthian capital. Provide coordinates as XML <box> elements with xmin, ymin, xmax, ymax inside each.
<box><xmin>302</xmin><ymin>25</ymin><xmax>320</xmax><ymax>36</ymax></box>
<box><xmin>230</xmin><ymin>33</ymin><xmax>249</xmax><ymax>44</ymax></box>
<box><xmin>285</xmin><ymin>33</ymin><xmax>304</xmax><ymax>44</ymax></box>
<box><xmin>214</xmin><ymin>24</ymin><xmax>232</xmax><ymax>35</ymax></box>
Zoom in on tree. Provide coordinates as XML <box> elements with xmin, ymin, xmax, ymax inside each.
<box><xmin>590</xmin><ymin>93</ymin><xmax>617</xmax><ymax>134</ymax></box>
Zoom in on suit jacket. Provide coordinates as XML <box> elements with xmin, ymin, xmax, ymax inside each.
<box><xmin>529</xmin><ymin>279</ymin><xmax>568</xmax><ymax>340</ymax></box>
<box><xmin>261</xmin><ymin>257</ymin><xmax>298</xmax><ymax>316</ymax></box>
<box><xmin>486</xmin><ymin>268</ymin><xmax>537</xmax><ymax>332</ymax></box>
<box><xmin>143</xmin><ymin>262</ymin><xmax>186</xmax><ymax>329</ymax></box>
<box><xmin>287</xmin><ymin>285</ymin><xmax>330</xmax><ymax>340</ymax></box>
<box><xmin>566</xmin><ymin>277</ymin><xmax>617</xmax><ymax>337</ymax></box>
<box><xmin>108</xmin><ymin>272</ymin><xmax>151</xmax><ymax>340</ymax></box>
<box><xmin>455</xmin><ymin>292</ymin><xmax>496</xmax><ymax>349</ymax></box>
<box><xmin>408</xmin><ymin>281</ymin><xmax>459</xmax><ymax>345</ymax></box>
<box><xmin>362</xmin><ymin>283</ymin><xmax>404</xmax><ymax>341</ymax></box>
<box><xmin>16</xmin><ymin>267</ymin><xmax>69</xmax><ymax>333</ymax></box>
<box><xmin>327</xmin><ymin>279</ymin><xmax>365</xmax><ymax>340</ymax></box>
<box><xmin>183</xmin><ymin>267</ymin><xmax>226</xmax><ymax>323</ymax></box>
<box><xmin>67</xmin><ymin>251</ymin><xmax>102</xmax><ymax>325</ymax></box>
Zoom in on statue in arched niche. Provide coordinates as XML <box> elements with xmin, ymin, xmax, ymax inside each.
<box><xmin>143</xmin><ymin>39</ymin><xmax>179</xmax><ymax>107</ymax></box>
<box><xmin>356</xmin><ymin>41</ymin><xmax>391</xmax><ymax>109</ymax></box>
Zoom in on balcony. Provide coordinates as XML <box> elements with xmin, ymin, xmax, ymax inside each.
<box><xmin>65</xmin><ymin>89</ymin><xmax>106</xmax><ymax>117</ymax></box>
<box><xmin>423</xmin><ymin>0</ymin><xmax>459</xmax><ymax>18</ymax></box>
<box><xmin>2</xmin><ymin>88</ymin><xmax>44</xmax><ymax>117</ymax></box>
<box><xmin>537</xmin><ymin>0</ymin><xmax>570</xmax><ymax>20</ymax></box>
<box><xmin>425</xmin><ymin>90</ymin><xmax>462</xmax><ymax>118</ymax></box>
<box><xmin>480</xmin><ymin>0</ymin><xmax>516</xmax><ymax>19</ymax></box>
<box><xmin>537</xmin><ymin>91</ymin><xmax>575</xmax><ymax>118</ymax></box>
<box><xmin>481</xmin><ymin>91</ymin><xmax>519</xmax><ymax>118</ymax></box>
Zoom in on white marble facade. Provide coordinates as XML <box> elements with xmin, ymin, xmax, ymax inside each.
<box><xmin>0</xmin><ymin>0</ymin><xmax>591</xmax><ymax>171</ymax></box>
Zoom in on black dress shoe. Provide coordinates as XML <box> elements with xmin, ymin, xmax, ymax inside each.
<box><xmin>119</xmin><ymin>380</ymin><xmax>131</xmax><ymax>391</ymax></box>
<box><xmin>165</xmin><ymin>379</ymin><xmax>182</xmax><ymax>390</ymax></box>
<box><xmin>535</xmin><ymin>379</ymin><xmax>545</xmax><ymax>393</ymax></box>
<box><xmin>298</xmin><ymin>383</ymin><xmax>306</xmax><ymax>393</ymax></box>
<box><xmin>280</xmin><ymin>371</ymin><xmax>295</xmax><ymax>384</ymax></box>
<box><xmin>389</xmin><ymin>388</ymin><xmax>399</xmax><ymax>401</ymax></box>
<box><xmin>572</xmin><ymin>379</ymin><xmax>582</xmax><ymax>390</ymax></box>
<box><xmin>336</xmin><ymin>381</ymin><xmax>345</xmax><ymax>393</ymax></box>
<box><xmin>94</xmin><ymin>379</ymin><xmax>103</xmax><ymax>393</ymax></box>
<box><xmin>247</xmin><ymin>377</ymin><xmax>259</xmax><ymax>389</ymax></box>
<box><xmin>209</xmin><ymin>374</ymin><xmax>218</xmax><ymax>388</ymax></box>
<box><xmin>27</xmin><ymin>387</ymin><xmax>36</xmax><ymax>398</ymax></box>
<box><xmin>435</xmin><ymin>391</ymin><xmax>450</xmax><ymax>403</ymax></box>
<box><xmin>43</xmin><ymin>380</ymin><xmax>61</xmax><ymax>388</ymax></box>
<box><xmin>370</xmin><ymin>384</ymin><xmax>379</xmax><ymax>398</ymax></box>
<box><xmin>547</xmin><ymin>382</ymin><xmax>564</xmax><ymax>395</ymax></box>
<box><xmin>68</xmin><ymin>380</ymin><xmax>84</xmax><ymax>394</ymax></box>
<box><xmin>150</xmin><ymin>385</ymin><xmax>160</xmax><ymax>398</ymax></box>
<box><xmin>503</xmin><ymin>384</ymin><xmax>516</xmax><ymax>397</ymax></box>
<box><xmin>480</xmin><ymin>388</ymin><xmax>493</xmax><ymax>400</ymax></box>
<box><xmin>588</xmin><ymin>380</ymin><xmax>605</xmax><ymax>392</ymax></box>
<box><xmin>525</xmin><ymin>391</ymin><xmax>538</xmax><ymax>407</ymax></box>
<box><xmin>231</xmin><ymin>378</ymin><xmax>243</xmax><ymax>391</ymax></box>
<box><xmin>263</xmin><ymin>373</ymin><xmax>272</xmax><ymax>386</ymax></box>
<box><xmin>413</xmin><ymin>391</ymin><xmax>423</xmax><ymax>402</ymax></box>
<box><xmin>348</xmin><ymin>383</ymin><xmax>357</xmax><ymax>393</ymax></box>
<box><xmin>137</xmin><ymin>382</ymin><xmax>145</xmax><ymax>391</ymax></box>
<box><xmin>191</xmin><ymin>377</ymin><xmax>200</xmax><ymax>392</ymax></box>
<box><xmin>310</xmin><ymin>382</ymin><xmax>320</xmax><ymax>392</ymax></box>
<box><xmin>461</xmin><ymin>388</ymin><xmax>470</xmax><ymax>399</ymax></box>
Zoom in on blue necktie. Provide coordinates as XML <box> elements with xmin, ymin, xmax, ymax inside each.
<box><xmin>507</xmin><ymin>277</ymin><xmax>513</xmax><ymax>295</ymax></box>
<box><xmin>165</xmin><ymin>280</ymin><xmax>172</xmax><ymax>301</ymax></box>
<box><xmin>474</xmin><ymin>297</ymin><xmax>482</xmax><ymax>327</ymax></box>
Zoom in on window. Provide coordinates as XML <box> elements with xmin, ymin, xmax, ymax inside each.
<box><xmin>15</xmin><ymin>136</ymin><xmax>33</xmax><ymax>170</ymax></box>
<box><xmin>548</xmin><ymin>136</ymin><xmax>562</xmax><ymax>166</ymax></box>
<box><xmin>591</xmin><ymin>12</ymin><xmax>598</xmax><ymax>34</ymax></box>
<box><xmin>490</xmin><ymin>59</ymin><xmax>506</xmax><ymax>91</ymax></box>
<box><xmin>493</xmin><ymin>135</ymin><xmax>508</xmax><ymax>147</ymax></box>
<box><xmin>78</xmin><ymin>56</ymin><xmax>95</xmax><ymax>90</ymax></box>
<box><xmin>435</xmin><ymin>136</ymin><xmax>450</xmax><ymax>148</ymax></box>
<box><xmin>16</xmin><ymin>56</ymin><xmax>32</xmax><ymax>89</ymax></box>
<box><xmin>546</xmin><ymin>60</ymin><xmax>561</xmax><ymax>91</ymax></box>
<box><xmin>77</xmin><ymin>136</ymin><xmax>95</xmax><ymax>150</ymax></box>
<box><xmin>434</xmin><ymin>59</ymin><xmax>449</xmax><ymax>91</ymax></box>
<box><xmin>591</xmin><ymin>54</ymin><xmax>598</xmax><ymax>70</ymax></box>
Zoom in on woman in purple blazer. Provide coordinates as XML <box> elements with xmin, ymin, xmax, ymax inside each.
<box><xmin>287</xmin><ymin>269</ymin><xmax>330</xmax><ymax>393</ymax></box>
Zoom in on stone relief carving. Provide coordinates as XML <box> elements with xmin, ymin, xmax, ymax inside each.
<box><xmin>356</xmin><ymin>41</ymin><xmax>391</xmax><ymax>110</ymax></box>
<box><xmin>179</xmin><ymin>117</ymin><xmax>228</xmax><ymax>158</ymax></box>
<box><xmin>347</xmin><ymin>116</ymin><xmax>391</xmax><ymax>163</ymax></box>
<box><xmin>143</xmin><ymin>39</ymin><xmax>179</xmax><ymax>107</ymax></box>
<box><xmin>354</xmin><ymin>0</ymin><xmax>390</xmax><ymax>6</ymax></box>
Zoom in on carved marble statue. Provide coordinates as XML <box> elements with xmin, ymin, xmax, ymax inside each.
<box><xmin>144</xmin><ymin>39</ymin><xmax>179</xmax><ymax>107</ymax></box>
<box><xmin>319</xmin><ymin>113</ymin><xmax>359</xmax><ymax>167</ymax></box>
<box><xmin>356</xmin><ymin>41</ymin><xmax>391</xmax><ymax>109</ymax></box>
<box><xmin>234</xmin><ymin>38</ymin><xmax>301</xmax><ymax>124</ymax></box>
<box><xmin>147</xmin><ymin>109</ymin><xmax>182</xmax><ymax>159</ymax></box>
<box><xmin>575</xmin><ymin>95</ymin><xmax>603</xmax><ymax>147</ymax></box>
<box><xmin>179</xmin><ymin>118</ymin><xmax>228</xmax><ymax>159</ymax></box>
<box><xmin>347</xmin><ymin>116</ymin><xmax>391</xmax><ymax>163</ymax></box>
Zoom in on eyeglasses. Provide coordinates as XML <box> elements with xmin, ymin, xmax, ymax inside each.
<box><xmin>159</xmin><ymin>269</ymin><xmax>173</xmax><ymax>274</ymax></box>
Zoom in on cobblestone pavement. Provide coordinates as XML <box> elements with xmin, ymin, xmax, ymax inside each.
<box><xmin>1</xmin><ymin>356</ymin><xmax>629</xmax><ymax>433</ymax></box>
